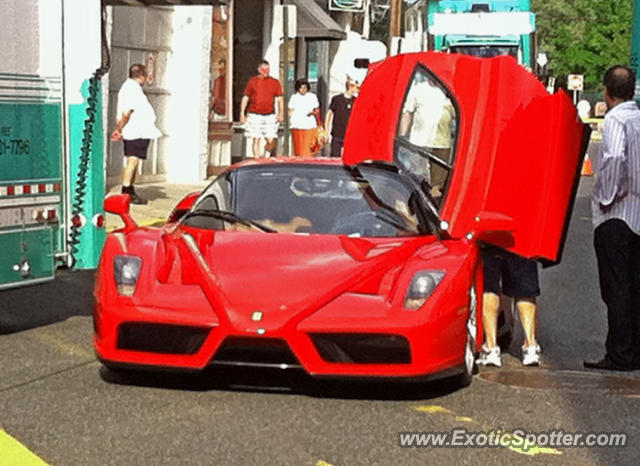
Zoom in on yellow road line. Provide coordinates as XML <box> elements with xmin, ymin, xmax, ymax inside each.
<box><xmin>455</xmin><ymin>416</ymin><xmax>474</xmax><ymax>423</ymax></box>
<box><xmin>107</xmin><ymin>217</ymin><xmax>165</xmax><ymax>233</ymax></box>
<box><xmin>29</xmin><ymin>329</ymin><xmax>94</xmax><ymax>360</ymax></box>
<box><xmin>0</xmin><ymin>428</ymin><xmax>48</xmax><ymax>465</ymax></box>
<box><xmin>0</xmin><ymin>330</ymin><xmax>91</xmax><ymax>465</ymax></box>
<box><xmin>139</xmin><ymin>218</ymin><xmax>166</xmax><ymax>226</ymax></box>
<box><xmin>413</xmin><ymin>404</ymin><xmax>562</xmax><ymax>457</ymax></box>
<box><xmin>414</xmin><ymin>405</ymin><xmax>453</xmax><ymax>414</ymax></box>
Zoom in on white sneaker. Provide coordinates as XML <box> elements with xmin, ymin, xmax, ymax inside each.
<box><xmin>476</xmin><ymin>344</ymin><xmax>502</xmax><ymax>367</ymax></box>
<box><xmin>522</xmin><ymin>344</ymin><xmax>541</xmax><ymax>366</ymax></box>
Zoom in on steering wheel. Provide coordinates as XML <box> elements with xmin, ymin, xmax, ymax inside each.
<box><xmin>330</xmin><ymin>211</ymin><xmax>397</xmax><ymax>236</ymax></box>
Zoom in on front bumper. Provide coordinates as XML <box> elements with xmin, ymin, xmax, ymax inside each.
<box><xmin>94</xmin><ymin>292</ymin><xmax>470</xmax><ymax>380</ymax></box>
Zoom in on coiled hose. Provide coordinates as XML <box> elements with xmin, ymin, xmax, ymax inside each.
<box><xmin>67</xmin><ymin>7</ymin><xmax>110</xmax><ymax>267</ymax></box>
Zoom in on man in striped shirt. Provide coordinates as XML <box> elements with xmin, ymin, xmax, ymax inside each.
<box><xmin>584</xmin><ymin>65</ymin><xmax>640</xmax><ymax>372</ymax></box>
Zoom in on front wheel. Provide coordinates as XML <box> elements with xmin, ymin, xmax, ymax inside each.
<box><xmin>458</xmin><ymin>284</ymin><xmax>478</xmax><ymax>388</ymax></box>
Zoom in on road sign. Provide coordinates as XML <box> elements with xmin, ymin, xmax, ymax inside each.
<box><xmin>567</xmin><ymin>74</ymin><xmax>584</xmax><ymax>91</ymax></box>
<box><xmin>536</xmin><ymin>52</ymin><xmax>548</xmax><ymax>68</ymax></box>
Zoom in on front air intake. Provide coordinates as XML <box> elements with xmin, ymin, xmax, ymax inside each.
<box><xmin>310</xmin><ymin>333</ymin><xmax>411</xmax><ymax>364</ymax></box>
<box><xmin>117</xmin><ymin>322</ymin><xmax>209</xmax><ymax>354</ymax></box>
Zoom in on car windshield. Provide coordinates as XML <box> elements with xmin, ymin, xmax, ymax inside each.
<box><xmin>185</xmin><ymin>164</ymin><xmax>429</xmax><ymax>237</ymax></box>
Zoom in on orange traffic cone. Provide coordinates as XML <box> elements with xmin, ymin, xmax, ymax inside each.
<box><xmin>581</xmin><ymin>155</ymin><xmax>593</xmax><ymax>176</ymax></box>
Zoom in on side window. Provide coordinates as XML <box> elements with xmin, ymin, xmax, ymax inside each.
<box><xmin>396</xmin><ymin>67</ymin><xmax>457</xmax><ymax>206</ymax></box>
<box><xmin>194</xmin><ymin>174</ymin><xmax>231</xmax><ymax>211</ymax></box>
<box><xmin>181</xmin><ymin>174</ymin><xmax>231</xmax><ymax>230</ymax></box>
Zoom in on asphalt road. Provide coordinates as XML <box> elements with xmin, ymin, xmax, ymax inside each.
<box><xmin>1</xmin><ymin>176</ymin><xmax>639</xmax><ymax>466</ymax></box>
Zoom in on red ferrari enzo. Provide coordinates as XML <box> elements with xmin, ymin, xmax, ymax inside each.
<box><xmin>95</xmin><ymin>52</ymin><xmax>588</xmax><ymax>387</ymax></box>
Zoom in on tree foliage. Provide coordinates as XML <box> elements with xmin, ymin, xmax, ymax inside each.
<box><xmin>532</xmin><ymin>0</ymin><xmax>633</xmax><ymax>90</ymax></box>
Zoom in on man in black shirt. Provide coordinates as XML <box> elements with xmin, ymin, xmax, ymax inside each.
<box><xmin>325</xmin><ymin>78</ymin><xmax>359</xmax><ymax>157</ymax></box>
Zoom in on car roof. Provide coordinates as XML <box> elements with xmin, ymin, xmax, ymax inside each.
<box><xmin>231</xmin><ymin>156</ymin><xmax>344</xmax><ymax>170</ymax></box>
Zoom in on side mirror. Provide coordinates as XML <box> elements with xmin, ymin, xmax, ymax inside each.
<box><xmin>168</xmin><ymin>191</ymin><xmax>201</xmax><ymax>223</ymax></box>
<box><xmin>104</xmin><ymin>194</ymin><xmax>137</xmax><ymax>231</ymax></box>
<box><xmin>472</xmin><ymin>210</ymin><xmax>515</xmax><ymax>247</ymax></box>
<box><xmin>473</xmin><ymin>211</ymin><xmax>515</xmax><ymax>233</ymax></box>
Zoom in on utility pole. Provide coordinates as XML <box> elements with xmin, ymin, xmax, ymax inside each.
<box><xmin>283</xmin><ymin>5</ymin><xmax>290</xmax><ymax>156</ymax></box>
<box><xmin>389</xmin><ymin>0</ymin><xmax>403</xmax><ymax>56</ymax></box>
<box><xmin>275</xmin><ymin>4</ymin><xmax>296</xmax><ymax>155</ymax></box>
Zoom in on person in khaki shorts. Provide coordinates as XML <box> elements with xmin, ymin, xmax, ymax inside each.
<box><xmin>240</xmin><ymin>60</ymin><xmax>284</xmax><ymax>157</ymax></box>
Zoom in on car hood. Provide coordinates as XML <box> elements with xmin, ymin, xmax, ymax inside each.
<box><xmin>156</xmin><ymin>228</ymin><xmax>439</xmax><ymax>329</ymax></box>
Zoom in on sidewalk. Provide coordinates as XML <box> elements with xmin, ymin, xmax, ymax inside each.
<box><xmin>105</xmin><ymin>181</ymin><xmax>209</xmax><ymax>231</ymax></box>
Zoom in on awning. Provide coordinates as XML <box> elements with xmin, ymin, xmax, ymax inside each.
<box><xmin>288</xmin><ymin>0</ymin><xmax>347</xmax><ymax>40</ymax></box>
<box><xmin>105</xmin><ymin>0</ymin><xmax>345</xmax><ymax>40</ymax></box>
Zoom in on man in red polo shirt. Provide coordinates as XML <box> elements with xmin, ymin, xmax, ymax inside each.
<box><xmin>240</xmin><ymin>60</ymin><xmax>284</xmax><ymax>157</ymax></box>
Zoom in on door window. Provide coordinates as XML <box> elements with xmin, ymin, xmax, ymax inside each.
<box><xmin>395</xmin><ymin>67</ymin><xmax>458</xmax><ymax>207</ymax></box>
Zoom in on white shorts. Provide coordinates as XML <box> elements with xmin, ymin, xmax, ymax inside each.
<box><xmin>245</xmin><ymin>113</ymin><xmax>279</xmax><ymax>139</ymax></box>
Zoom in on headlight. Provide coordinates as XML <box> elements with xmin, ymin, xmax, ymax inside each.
<box><xmin>404</xmin><ymin>270</ymin><xmax>445</xmax><ymax>310</ymax></box>
<box><xmin>113</xmin><ymin>255</ymin><xmax>142</xmax><ymax>296</ymax></box>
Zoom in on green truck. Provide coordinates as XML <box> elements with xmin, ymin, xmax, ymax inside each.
<box><xmin>424</xmin><ymin>0</ymin><xmax>536</xmax><ymax>69</ymax></box>
<box><xmin>0</xmin><ymin>0</ymin><xmax>106</xmax><ymax>290</ymax></box>
<box><xmin>0</xmin><ymin>80</ymin><xmax>66</xmax><ymax>288</ymax></box>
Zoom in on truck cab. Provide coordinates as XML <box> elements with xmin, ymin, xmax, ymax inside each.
<box><xmin>415</xmin><ymin>0</ymin><xmax>536</xmax><ymax>69</ymax></box>
<box><xmin>444</xmin><ymin>35</ymin><xmax>521</xmax><ymax>60</ymax></box>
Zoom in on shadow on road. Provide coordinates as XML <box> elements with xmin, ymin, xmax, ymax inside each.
<box><xmin>135</xmin><ymin>185</ymin><xmax>170</xmax><ymax>202</ymax></box>
<box><xmin>0</xmin><ymin>269</ymin><xmax>94</xmax><ymax>335</ymax></box>
<box><xmin>99</xmin><ymin>365</ymin><xmax>463</xmax><ymax>401</ymax></box>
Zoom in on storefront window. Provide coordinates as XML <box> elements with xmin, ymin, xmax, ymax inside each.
<box><xmin>210</xmin><ymin>5</ymin><xmax>230</xmax><ymax>121</ymax></box>
<box><xmin>208</xmin><ymin>4</ymin><xmax>233</xmax><ymax>172</ymax></box>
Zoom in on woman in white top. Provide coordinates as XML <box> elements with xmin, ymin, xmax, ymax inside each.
<box><xmin>288</xmin><ymin>79</ymin><xmax>322</xmax><ymax>157</ymax></box>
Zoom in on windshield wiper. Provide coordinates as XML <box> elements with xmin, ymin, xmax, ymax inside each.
<box><xmin>371</xmin><ymin>208</ymin><xmax>414</xmax><ymax>232</ymax></box>
<box><xmin>181</xmin><ymin>209</ymin><xmax>276</xmax><ymax>233</ymax></box>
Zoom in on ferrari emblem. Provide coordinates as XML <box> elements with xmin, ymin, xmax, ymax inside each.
<box><xmin>252</xmin><ymin>311</ymin><xmax>263</xmax><ymax>321</ymax></box>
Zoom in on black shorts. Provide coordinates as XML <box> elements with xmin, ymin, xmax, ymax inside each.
<box><xmin>123</xmin><ymin>138</ymin><xmax>150</xmax><ymax>159</ymax></box>
<box><xmin>330</xmin><ymin>137</ymin><xmax>344</xmax><ymax>158</ymax></box>
<box><xmin>481</xmin><ymin>245</ymin><xmax>540</xmax><ymax>298</ymax></box>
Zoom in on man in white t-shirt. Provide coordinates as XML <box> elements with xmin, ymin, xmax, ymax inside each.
<box><xmin>398</xmin><ymin>78</ymin><xmax>455</xmax><ymax>197</ymax></box>
<box><xmin>399</xmin><ymin>79</ymin><xmax>455</xmax><ymax>155</ymax></box>
<box><xmin>110</xmin><ymin>64</ymin><xmax>161</xmax><ymax>205</ymax></box>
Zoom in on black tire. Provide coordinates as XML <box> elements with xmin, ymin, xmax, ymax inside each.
<box><xmin>458</xmin><ymin>284</ymin><xmax>479</xmax><ymax>388</ymax></box>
